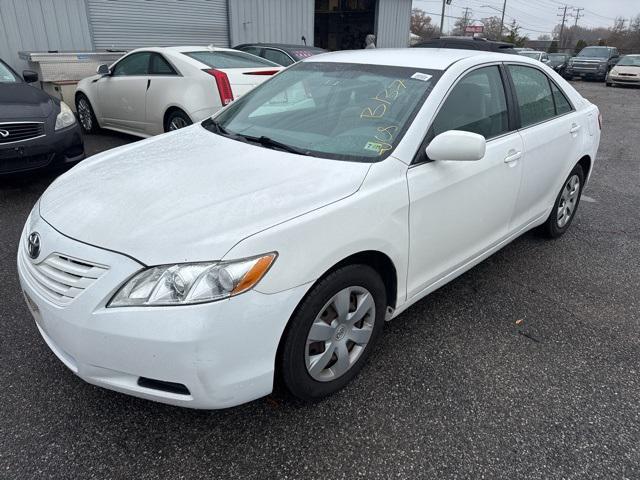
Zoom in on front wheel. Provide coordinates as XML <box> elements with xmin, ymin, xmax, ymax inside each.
<box><xmin>540</xmin><ymin>164</ymin><xmax>585</xmax><ymax>238</ymax></box>
<box><xmin>279</xmin><ymin>264</ymin><xmax>387</xmax><ymax>401</ymax></box>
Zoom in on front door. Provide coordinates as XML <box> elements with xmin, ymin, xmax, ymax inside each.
<box><xmin>97</xmin><ymin>51</ymin><xmax>151</xmax><ymax>133</ymax></box>
<box><xmin>406</xmin><ymin>65</ymin><xmax>523</xmax><ymax>299</ymax></box>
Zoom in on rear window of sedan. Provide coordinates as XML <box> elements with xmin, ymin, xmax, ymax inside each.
<box><xmin>184</xmin><ymin>50</ymin><xmax>279</xmax><ymax>69</ymax></box>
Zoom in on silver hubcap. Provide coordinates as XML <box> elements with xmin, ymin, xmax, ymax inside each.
<box><xmin>557</xmin><ymin>174</ymin><xmax>580</xmax><ymax>228</ymax></box>
<box><xmin>169</xmin><ymin>116</ymin><xmax>188</xmax><ymax>130</ymax></box>
<box><xmin>305</xmin><ymin>286</ymin><xmax>376</xmax><ymax>382</ymax></box>
<box><xmin>77</xmin><ymin>99</ymin><xmax>92</xmax><ymax>130</ymax></box>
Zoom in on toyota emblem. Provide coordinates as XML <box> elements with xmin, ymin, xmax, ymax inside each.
<box><xmin>0</xmin><ymin>129</ymin><xmax>9</xmax><ymax>138</ymax></box>
<box><xmin>27</xmin><ymin>232</ymin><xmax>41</xmax><ymax>259</ymax></box>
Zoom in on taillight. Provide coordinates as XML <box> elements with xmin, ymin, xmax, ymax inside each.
<box><xmin>242</xmin><ymin>70</ymin><xmax>280</xmax><ymax>76</ymax></box>
<box><xmin>598</xmin><ymin>112</ymin><xmax>602</xmax><ymax>130</ymax></box>
<box><xmin>205</xmin><ymin>69</ymin><xmax>234</xmax><ymax>106</ymax></box>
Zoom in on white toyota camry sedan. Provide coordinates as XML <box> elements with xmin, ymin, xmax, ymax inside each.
<box><xmin>19</xmin><ymin>49</ymin><xmax>600</xmax><ymax>409</ymax></box>
<box><xmin>75</xmin><ymin>46</ymin><xmax>282</xmax><ymax>137</ymax></box>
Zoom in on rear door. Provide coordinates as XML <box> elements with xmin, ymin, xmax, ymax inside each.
<box><xmin>506</xmin><ymin>64</ymin><xmax>585</xmax><ymax>229</ymax></box>
<box><xmin>97</xmin><ymin>51</ymin><xmax>151</xmax><ymax>133</ymax></box>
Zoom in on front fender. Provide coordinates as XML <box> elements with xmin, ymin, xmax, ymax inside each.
<box><xmin>222</xmin><ymin>157</ymin><xmax>410</xmax><ymax>308</ymax></box>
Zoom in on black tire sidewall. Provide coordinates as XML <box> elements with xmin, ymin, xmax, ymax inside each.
<box><xmin>544</xmin><ymin>164</ymin><xmax>585</xmax><ymax>238</ymax></box>
<box><xmin>280</xmin><ymin>264</ymin><xmax>387</xmax><ymax>401</ymax></box>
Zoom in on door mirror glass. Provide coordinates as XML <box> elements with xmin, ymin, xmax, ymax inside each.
<box><xmin>22</xmin><ymin>70</ymin><xmax>38</xmax><ymax>83</ymax></box>
<box><xmin>426</xmin><ymin>130</ymin><xmax>486</xmax><ymax>162</ymax></box>
<box><xmin>97</xmin><ymin>64</ymin><xmax>110</xmax><ymax>75</ymax></box>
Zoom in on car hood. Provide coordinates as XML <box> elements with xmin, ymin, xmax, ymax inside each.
<box><xmin>39</xmin><ymin>125</ymin><xmax>371</xmax><ymax>265</ymax></box>
<box><xmin>612</xmin><ymin>66</ymin><xmax>640</xmax><ymax>74</ymax></box>
<box><xmin>0</xmin><ymin>83</ymin><xmax>54</xmax><ymax>120</ymax></box>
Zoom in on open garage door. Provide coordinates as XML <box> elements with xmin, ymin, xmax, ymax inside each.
<box><xmin>87</xmin><ymin>0</ymin><xmax>229</xmax><ymax>50</ymax></box>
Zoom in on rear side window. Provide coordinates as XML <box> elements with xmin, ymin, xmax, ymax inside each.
<box><xmin>508</xmin><ymin>65</ymin><xmax>555</xmax><ymax>127</ymax></box>
<box><xmin>262</xmin><ymin>48</ymin><xmax>294</xmax><ymax>66</ymax></box>
<box><xmin>431</xmin><ymin>66</ymin><xmax>509</xmax><ymax>140</ymax></box>
<box><xmin>184</xmin><ymin>50</ymin><xmax>278</xmax><ymax>69</ymax></box>
<box><xmin>551</xmin><ymin>82</ymin><xmax>572</xmax><ymax>115</ymax></box>
<box><xmin>150</xmin><ymin>54</ymin><xmax>177</xmax><ymax>75</ymax></box>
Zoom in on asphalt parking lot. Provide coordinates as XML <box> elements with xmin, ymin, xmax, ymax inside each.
<box><xmin>1</xmin><ymin>81</ymin><xmax>639</xmax><ymax>479</ymax></box>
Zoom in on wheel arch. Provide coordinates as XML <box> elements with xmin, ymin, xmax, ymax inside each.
<box><xmin>577</xmin><ymin>154</ymin><xmax>592</xmax><ymax>180</ymax></box>
<box><xmin>163</xmin><ymin>106</ymin><xmax>192</xmax><ymax>131</ymax></box>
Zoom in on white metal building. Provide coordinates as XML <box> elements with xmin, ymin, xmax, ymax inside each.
<box><xmin>1</xmin><ymin>0</ymin><xmax>411</xmax><ymax>72</ymax></box>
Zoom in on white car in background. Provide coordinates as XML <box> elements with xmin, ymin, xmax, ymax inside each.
<box><xmin>21</xmin><ymin>49</ymin><xmax>600</xmax><ymax>409</ymax></box>
<box><xmin>75</xmin><ymin>46</ymin><xmax>282</xmax><ymax>137</ymax></box>
<box><xmin>518</xmin><ymin>50</ymin><xmax>551</xmax><ymax>65</ymax></box>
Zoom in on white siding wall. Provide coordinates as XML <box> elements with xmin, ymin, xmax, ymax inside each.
<box><xmin>229</xmin><ymin>0</ymin><xmax>314</xmax><ymax>47</ymax></box>
<box><xmin>86</xmin><ymin>0</ymin><xmax>229</xmax><ymax>50</ymax></box>
<box><xmin>0</xmin><ymin>0</ymin><xmax>93</xmax><ymax>72</ymax></box>
<box><xmin>376</xmin><ymin>0</ymin><xmax>411</xmax><ymax>48</ymax></box>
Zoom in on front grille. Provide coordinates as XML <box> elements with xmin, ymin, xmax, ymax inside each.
<box><xmin>19</xmin><ymin>240</ymin><xmax>108</xmax><ymax>306</ymax></box>
<box><xmin>0</xmin><ymin>122</ymin><xmax>45</xmax><ymax>144</ymax></box>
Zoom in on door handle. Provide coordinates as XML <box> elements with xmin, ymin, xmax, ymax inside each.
<box><xmin>504</xmin><ymin>150</ymin><xmax>522</xmax><ymax>164</ymax></box>
<box><xmin>570</xmin><ymin>123</ymin><xmax>581</xmax><ymax>134</ymax></box>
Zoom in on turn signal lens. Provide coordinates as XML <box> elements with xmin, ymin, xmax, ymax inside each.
<box><xmin>108</xmin><ymin>253</ymin><xmax>277</xmax><ymax>307</ymax></box>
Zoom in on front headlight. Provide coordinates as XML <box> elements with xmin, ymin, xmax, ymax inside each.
<box><xmin>55</xmin><ymin>101</ymin><xmax>76</xmax><ymax>130</ymax></box>
<box><xmin>108</xmin><ymin>253</ymin><xmax>277</xmax><ymax>307</ymax></box>
<box><xmin>610</xmin><ymin>69</ymin><xmax>619</xmax><ymax>75</ymax></box>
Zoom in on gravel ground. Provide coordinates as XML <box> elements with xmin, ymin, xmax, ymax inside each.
<box><xmin>1</xmin><ymin>81</ymin><xmax>639</xmax><ymax>479</ymax></box>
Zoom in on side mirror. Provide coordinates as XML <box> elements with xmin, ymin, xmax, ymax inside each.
<box><xmin>22</xmin><ymin>70</ymin><xmax>38</xmax><ymax>83</ymax></box>
<box><xmin>97</xmin><ymin>64</ymin><xmax>110</xmax><ymax>75</ymax></box>
<box><xmin>426</xmin><ymin>130</ymin><xmax>486</xmax><ymax>162</ymax></box>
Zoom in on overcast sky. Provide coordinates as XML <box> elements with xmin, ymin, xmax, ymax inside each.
<box><xmin>412</xmin><ymin>0</ymin><xmax>639</xmax><ymax>38</ymax></box>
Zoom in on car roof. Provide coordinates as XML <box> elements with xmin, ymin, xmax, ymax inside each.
<box><xmin>235</xmin><ymin>43</ymin><xmax>325</xmax><ymax>51</ymax></box>
<box><xmin>128</xmin><ymin>46</ymin><xmax>241</xmax><ymax>54</ymax></box>
<box><xmin>306</xmin><ymin>48</ymin><xmax>520</xmax><ymax>70</ymax></box>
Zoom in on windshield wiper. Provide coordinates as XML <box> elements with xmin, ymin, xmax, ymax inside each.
<box><xmin>202</xmin><ymin>117</ymin><xmax>231</xmax><ymax>135</ymax></box>
<box><xmin>237</xmin><ymin>134</ymin><xmax>311</xmax><ymax>156</ymax></box>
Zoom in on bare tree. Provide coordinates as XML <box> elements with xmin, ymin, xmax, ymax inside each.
<box><xmin>481</xmin><ymin>16</ymin><xmax>505</xmax><ymax>41</ymax></box>
<box><xmin>411</xmin><ymin>8</ymin><xmax>440</xmax><ymax>40</ymax></box>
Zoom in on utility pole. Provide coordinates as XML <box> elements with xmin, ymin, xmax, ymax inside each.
<box><xmin>557</xmin><ymin>5</ymin><xmax>568</xmax><ymax>48</ymax></box>
<box><xmin>461</xmin><ymin>7</ymin><xmax>472</xmax><ymax>34</ymax></box>
<box><xmin>573</xmin><ymin>7</ymin><xmax>584</xmax><ymax>27</ymax></box>
<box><xmin>499</xmin><ymin>0</ymin><xmax>507</xmax><ymax>41</ymax></box>
<box><xmin>440</xmin><ymin>0</ymin><xmax>453</xmax><ymax>35</ymax></box>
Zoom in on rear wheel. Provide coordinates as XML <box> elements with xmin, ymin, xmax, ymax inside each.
<box><xmin>280</xmin><ymin>265</ymin><xmax>386</xmax><ymax>401</ymax></box>
<box><xmin>164</xmin><ymin>109</ymin><xmax>192</xmax><ymax>132</ymax></box>
<box><xmin>540</xmin><ymin>164</ymin><xmax>585</xmax><ymax>238</ymax></box>
<box><xmin>75</xmin><ymin>94</ymin><xmax>98</xmax><ymax>133</ymax></box>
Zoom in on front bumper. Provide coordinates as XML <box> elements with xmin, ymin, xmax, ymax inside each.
<box><xmin>17</xmin><ymin>212</ymin><xmax>308</xmax><ymax>409</ymax></box>
<box><xmin>565</xmin><ymin>67</ymin><xmax>607</xmax><ymax>80</ymax></box>
<box><xmin>0</xmin><ymin>122</ymin><xmax>84</xmax><ymax>175</ymax></box>
<box><xmin>607</xmin><ymin>74</ymin><xmax>640</xmax><ymax>85</ymax></box>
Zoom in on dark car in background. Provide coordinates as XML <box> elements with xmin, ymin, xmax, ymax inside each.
<box><xmin>412</xmin><ymin>36</ymin><xmax>518</xmax><ymax>54</ymax></box>
<box><xmin>234</xmin><ymin>43</ymin><xmax>327</xmax><ymax>66</ymax></box>
<box><xmin>548</xmin><ymin>53</ymin><xmax>572</xmax><ymax>76</ymax></box>
<box><xmin>0</xmin><ymin>58</ymin><xmax>84</xmax><ymax>175</ymax></box>
<box><xmin>565</xmin><ymin>46</ymin><xmax>620</xmax><ymax>81</ymax></box>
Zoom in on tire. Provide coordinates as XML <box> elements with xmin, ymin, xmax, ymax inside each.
<box><xmin>606</xmin><ymin>82</ymin><xmax>613</xmax><ymax>87</ymax></box>
<box><xmin>164</xmin><ymin>109</ymin><xmax>192</xmax><ymax>132</ymax></box>
<box><xmin>539</xmin><ymin>164</ymin><xmax>585</xmax><ymax>239</ymax></box>
<box><xmin>75</xmin><ymin>93</ymin><xmax>98</xmax><ymax>133</ymax></box>
<box><xmin>279</xmin><ymin>264</ymin><xmax>387</xmax><ymax>401</ymax></box>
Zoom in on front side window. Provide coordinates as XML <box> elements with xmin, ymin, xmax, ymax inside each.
<box><xmin>185</xmin><ymin>50</ymin><xmax>278</xmax><ymax>69</ymax></box>
<box><xmin>112</xmin><ymin>52</ymin><xmax>151</xmax><ymax>76</ymax></box>
<box><xmin>431</xmin><ymin>66</ymin><xmax>509</xmax><ymax>140</ymax></box>
<box><xmin>508</xmin><ymin>65</ymin><xmax>555</xmax><ymax>127</ymax></box>
<box><xmin>262</xmin><ymin>49</ymin><xmax>294</xmax><ymax>67</ymax></box>
<box><xmin>0</xmin><ymin>61</ymin><xmax>19</xmax><ymax>83</ymax></box>
<box><xmin>207</xmin><ymin>62</ymin><xmax>442</xmax><ymax>162</ymax></box>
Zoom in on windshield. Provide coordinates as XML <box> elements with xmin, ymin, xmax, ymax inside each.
<box><xmin>0</xmin><ymin>61</ymin><xmax>19</xmax><ymax>83</ymax></box>
<box><xmin>520</xmin><ymin>52</ymin><xmax>541</xmax><ymax>60</ymax></box>
<box><xmin>184</xmin><ymin>50</ymin><xmax>278</xmax><ymax>69</ymax></box>
<box><xmin>549</xmin><ymin>54</ymin><xmax>568</xmax><ymax>60</ymax></box>
<box><xmin>616</xmin><ymin>55</ymin><xmax>640</xmax><ymax>66</ymax></box>
<box><xmin>578</xmin><ymin>47</ymin><xmax>610</xmax><ymax>58</ymax></box>
<box><xmin>206</xmin><ymin>62</ymin><xmax>441</xmax><ymax>162</ymax></box>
